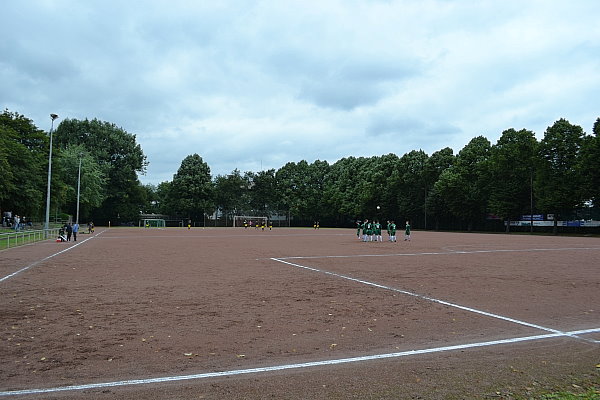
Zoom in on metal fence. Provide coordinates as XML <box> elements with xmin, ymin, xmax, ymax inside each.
<box><xmin>0</xmin><ymin>228</ymin><xmax>60</xmax><ymax>250</ymax></box>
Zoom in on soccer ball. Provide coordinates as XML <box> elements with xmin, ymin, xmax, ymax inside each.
<box><xmin>376</xmin><ymin>206</ymin><xmax>380</xmax><ymax>210</ymax></box>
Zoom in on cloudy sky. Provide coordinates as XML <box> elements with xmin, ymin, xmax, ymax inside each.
<box><xmin>2</xmin><ymin>0</ymin><xmax>599</xmax><ymax>185</ymax></box>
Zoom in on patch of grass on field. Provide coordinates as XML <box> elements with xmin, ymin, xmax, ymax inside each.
<box><xmin>538</xmin><ymin>388</ymin><xmax>599</xmax><ymax>399</ymax></box>
<box><xmin>491</xmin><ymin>366</ymin><xmax>599</xmax><ymax>400</ymax></box>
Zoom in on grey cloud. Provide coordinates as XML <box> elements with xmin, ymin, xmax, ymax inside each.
<box><xmin>298</xmin><ymin>79</ymin><xmax>387</xmax><ymax>110</ymax></box>
<box><xmin>366</xmin><ymin>116</ymin><xmax>425</xmax><ymax>137</ymax></box>
<box><xmin>366</xmin><ymin>116</ymin><xmax>462</xmax><ymax>147</ymax></box>
<box><xmin>263</xmin><ymin>40</ymin><xmax>421</xmax><ymax>110</ymax></box>
<box><xmin>294</xmin><ymin>61</ymin><xmax>418</xmax><ymax>110</ymax></box>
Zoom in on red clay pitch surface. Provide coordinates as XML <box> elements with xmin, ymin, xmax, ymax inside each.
<box><xmin>1</xmin><ymin>228</ymin><xmax>599</xmax><ymax>399</ymax></box>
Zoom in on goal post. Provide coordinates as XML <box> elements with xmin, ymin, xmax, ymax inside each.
<box><xmin>233</xmin><ymin>215</ymin><xmax>268</xmax><ymax>227</ymax></box>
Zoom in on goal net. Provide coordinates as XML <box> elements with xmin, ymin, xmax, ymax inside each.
<box><xmin>140</xmin><ymin>218</ymin><xmax>166</xmax><ymax>228</ymax></box>
<box><xmin>233</xmin><ymin>215</ymin><xmax>268</xmax><ymax>228</ymax></box>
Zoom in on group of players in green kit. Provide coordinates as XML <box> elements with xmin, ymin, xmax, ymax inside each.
<box><xmin>356</xmin><ymin>219</ymin><xmax>411</xmax><ymax>242</ymax></box>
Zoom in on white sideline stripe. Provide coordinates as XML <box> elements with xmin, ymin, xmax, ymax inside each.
<box><xmin>98</xmin><ymin>233</ymin><xmax>349</xmax><ymax>240</ymax></box>
<box><xmin>0</xmin><ymin>230</ymin><xmax>105</xmax><ymax>283</ymax></box>
<box><xmin>270</xmin><ymin>258</ymin><xmax>583</xmax><ymax>339</ymax></box>
<box><xmin>277</xmin><ymin>246</ymin><xmax>600</xmax><ymax>260</ymax></box>
<box><xmin>1</xmin><ymin>328</ymin><xmax>598</xmax><ymax>397</ymax></box>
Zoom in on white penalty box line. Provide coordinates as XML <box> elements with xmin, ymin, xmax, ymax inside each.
<box><xmin>270</xmin><ymin>257</ymin><xmax>600</xmax><ymax>343</ymax></box>
<box><xmin>1</xmin><ymin>328</ymin><xmax>598</xmax><ymax>397</ymax></box>
<box><xmin>275</xmin><ymin>245</ymin><xmax>600</xmax><ymax>261</ymax></box>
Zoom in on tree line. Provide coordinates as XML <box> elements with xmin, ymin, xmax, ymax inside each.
<box><xmin>1</xmin><ymin>110</ymin><xmax>147</xmax><ymax>227</ymax></box>
<box><xmin>1</xmin><ymin>109</ymin><xmax>599</xmax><ymax>232</ymax></box>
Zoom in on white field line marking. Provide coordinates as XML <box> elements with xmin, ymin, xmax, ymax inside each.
<box><xmin>276</xmin><ymin>246</ymin><xmax>600</xmax><ymax>260</ymax></box>
<box><xmin>1</xmin><ymin>328</ymin><xmax>598</xmax><ymax>397</ymax></box>
<box><xmin>97</xmin><ymin>233</ymin><xmax>350</xmax><ymax>240</ymax></box>
<box><xmin>270</xmin><ymin>258</ymin><xmax>587</xmax><ymax>340</ymax></box>
<box><xmin>0</xmin><ymin>230</ymin><xmax>105</xmax><ymax>284</ymax></box>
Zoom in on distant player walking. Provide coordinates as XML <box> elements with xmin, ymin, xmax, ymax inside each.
<box><xmin>404</xmin><ymin>220</ymin><xmax>411</xmax><ymax>241</ymax></box>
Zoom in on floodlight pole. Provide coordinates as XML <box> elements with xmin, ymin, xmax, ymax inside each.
<box><xmin>424</xmin><ymin>188</ymin><xmax>427</xmax><ymax>230</ymax></box>
<box><xmin>76</xmin><ymin>153</ymin><xmax>83</xmax><ymax>224</ymax></box>
<box><xmin>44</xmin><ymin>114</ymin><xmax>59</xmax><ymax>235</ymax></box>
<box><xmin>530</xmin><ymin>169</ymin><xmax>534</xmax><ymax>233</ymax></box>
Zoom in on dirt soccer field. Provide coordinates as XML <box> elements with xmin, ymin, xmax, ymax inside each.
<box><xmin>1</xmin><ymin>227</ymin><xmax>598</xmax><ymax>399</ymax></box>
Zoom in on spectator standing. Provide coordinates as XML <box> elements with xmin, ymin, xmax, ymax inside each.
<box><xmin>65</xmin><ymin>223</ymin><xmax>73</xmax><ymax>241</ymax></box>
<box><xmin>72</xmin><ymin>222</ymin><xmax>79</xmax><ymax>241</ymax></box>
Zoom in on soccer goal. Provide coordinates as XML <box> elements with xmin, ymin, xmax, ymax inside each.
<box><xmin>140</xmin><ymin>218</ymin><xmax>166</xmax><ymax>228</ymax></box>
<box><xmin>233</xmin><ymin>215</ymin><xmax>268</xmax><ymax>228</ymax></box>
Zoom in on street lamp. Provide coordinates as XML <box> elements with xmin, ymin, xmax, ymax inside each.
<box><xmin>76</xmin><ymin>153</ymin><xmax>83</xmax><ymax>225</ymax></box>
<box><xmin>44</xmin><ymin>113</ymin><xmax>59</xmax><ymax>234</ymax></box>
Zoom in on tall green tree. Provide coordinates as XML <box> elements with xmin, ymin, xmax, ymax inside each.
<box><xmin>424</xmin><ymin>147</ymin><xmax>455</xmax><ymax>229</ymax></box>
<box><xmin>580</xmin><ymin>118</ymin><xmax>600</xmax><ymax>206</ymax></box>
<box><xmin>488</xmin><ymin>129</ymin><xmax>537</xmax><ymax>232</ymax></box>
<box><xmin>433</xmin><ymin>136</ymin><xmax>491</xmax><ymax>231</ymax></box>
<box><xmin>155</xmin><ymin>181</ymin><xmax>175</xmax><ymax>214</ymax></box>
<box><xmin>429</xmin><ymin>168</ymin><xmax>462</xmax><ymax>229</ymax></box>
<box><xmin>325</xmin><ymin>156</ymin><xmax>363</xmax><ymax>221</ymax></box>
<box><xmin>139</xmin><ymin>184</ymin><xmax>160</xmax><ymax>214</ymax></box>
<box><xmin>367</xmin><ymin>154</ymin><xmax>402</xmax><ymax>219</ymax></box>
<box><xmin>56</xmin><ymin>145</ymin><xmax>107</xmax><ymax>223</ymax></box>
<box><xmin>305</xmin><ymin>160</ymin><xmax>331</xmax><ymax>223</ymax></box>
<box><xmin>535</xmin><ymin>119</ymin><xmax>586</xmax><ymax>233</ymax></box>
<box><xmin>0</xmin><ymin>110</ymin><xmax>50</xmax><ymax>220</ymax></box>
<box><xmin>275</xmin><ymin>160</ymin><xmax>332</xmax><ymax>225</ymax></box>
<box><xmin>170</xmin><ymin>154</ymin><xmax>214</xmax><ymax>223</ymax></box>
<box><xmin>276</xmin><ymin>161</ymin><xmax>310</xmax><ymax>224</ymax></box>
<box><xmin>53</xmin><ymin>118</ymin><xmax>147</xmax><ymax>223</ymax></box>
<box><xmin>248</xmin><ymin>169</ymin><xmax>279</xmax><ymax>214</ymax></box>
<box><xmin>424</xmin><ymin>147</ymin><xmax>455</xmax><ymax>184</ymax></box>
<box><xmin>213</xmin><ymin>169</ymin><xmax>250</xmax><ymax>218</ymax></box>
<box><xmin>397</xmin><ymin>150</ymin><xmax>429</xmax><ymax>227</ymax></box>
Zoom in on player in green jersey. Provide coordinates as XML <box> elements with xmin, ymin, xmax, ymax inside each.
<box><xmin>363</xmin><ymin>219</ymin><xmax>372</xmax><ymax>242</ymax></box>
<box><xmin>374</xmin><ymin>221</ymin><xmax>382</xmax><ymax>242</ymax></box>
<box><xmin>389</xmin><ymin>221</ymin><xmax>397</xmax><ymax>242</ymax></box>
